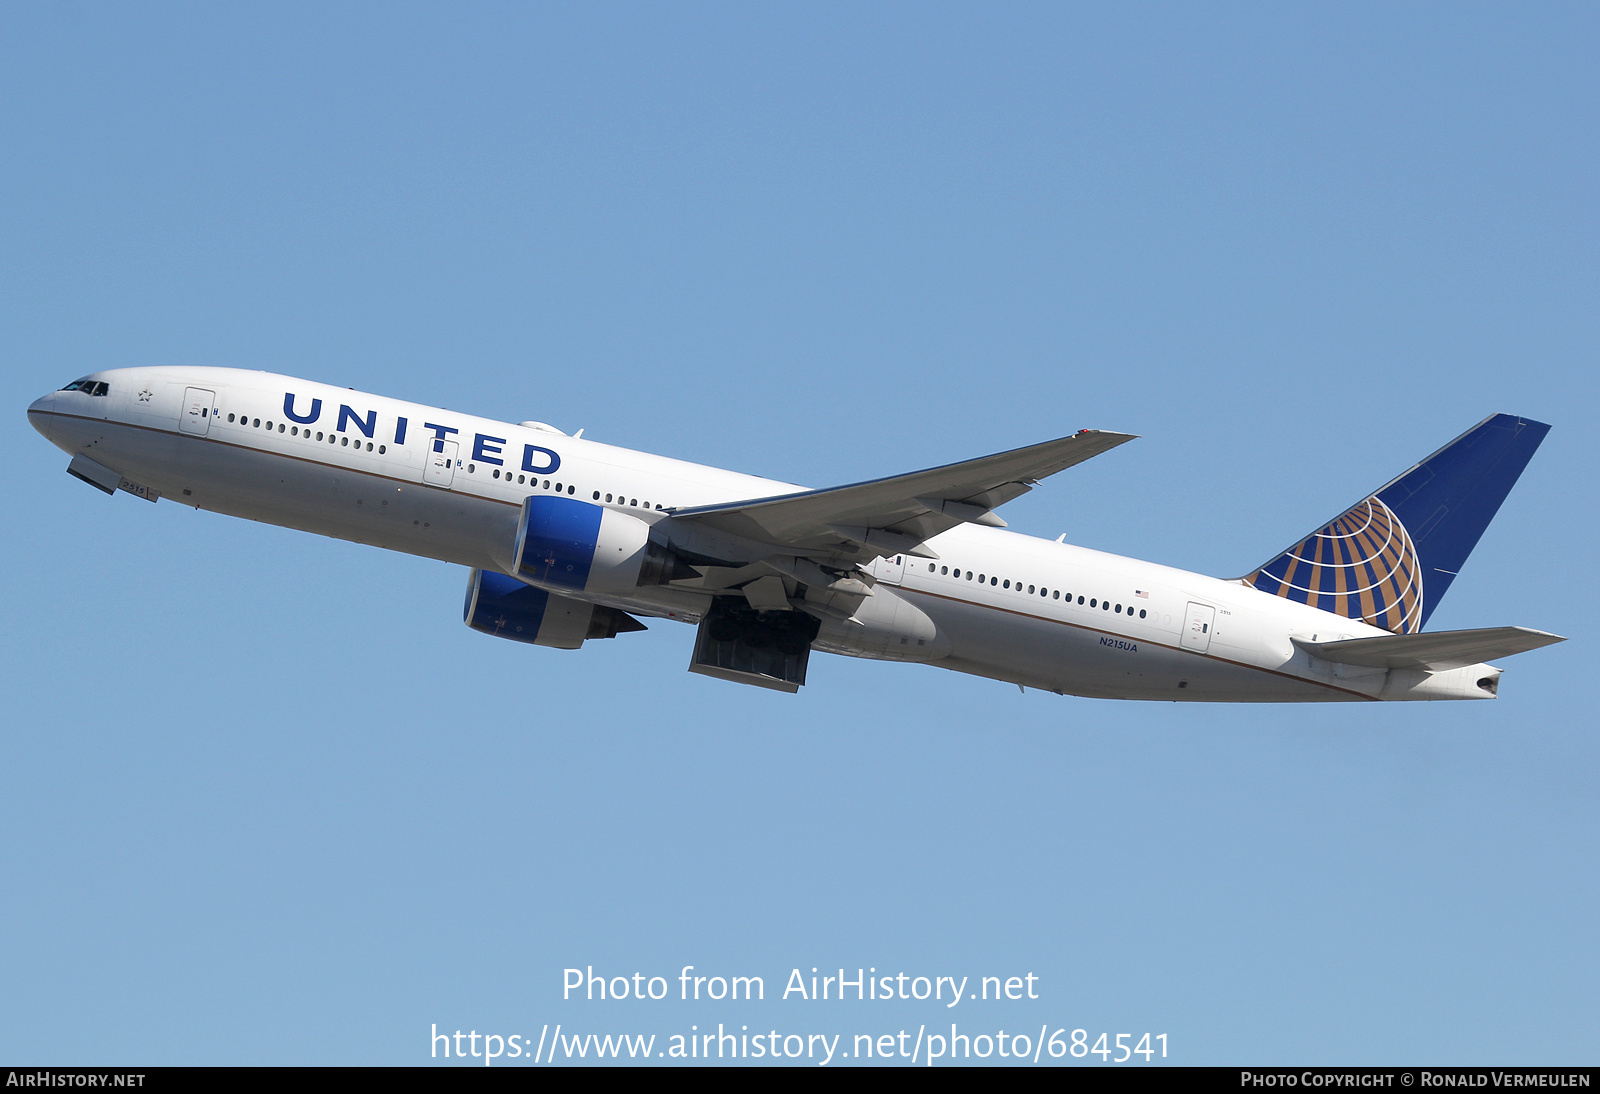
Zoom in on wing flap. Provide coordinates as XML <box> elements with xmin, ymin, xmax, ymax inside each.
<box><xmin>1293</xmin><ymin>626</ymin><xmax>1565</xmax><ymax>670</ymax></box>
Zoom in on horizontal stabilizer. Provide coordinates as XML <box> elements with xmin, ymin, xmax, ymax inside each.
<box><xmin>1293</xmin><ymin>626</ymin><xmax>1565</xmax><ymax>670</ymax></box>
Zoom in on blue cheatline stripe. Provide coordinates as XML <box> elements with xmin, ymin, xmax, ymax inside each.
<box><xmin>515</xmin><ymin>495</ymin><xmax>603</xmax><ymax>591</ymax></box>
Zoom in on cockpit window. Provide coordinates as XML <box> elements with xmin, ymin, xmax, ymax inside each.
<box><xmin>59</xmin><ymin>379</ymin><xmax>109</xmax><ymax>396</ymax></box>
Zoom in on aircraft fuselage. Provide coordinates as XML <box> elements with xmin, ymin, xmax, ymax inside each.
<box><xmin>28</xmin><ymin>367</ymin><xmax>1513</xmax><ymax>702</ymax></box>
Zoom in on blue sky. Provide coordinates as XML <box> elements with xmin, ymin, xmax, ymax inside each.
<box><xmin>2</xmin><ymin>3</ymin><xmax>1595</xmax><ymax>1065</ymax></box>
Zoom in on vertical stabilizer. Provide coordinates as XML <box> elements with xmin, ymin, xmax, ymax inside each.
<box><xmin>1244</xmin><ymin>414</ymin><xmax>1549</xmax><ymax>633</ymax></box>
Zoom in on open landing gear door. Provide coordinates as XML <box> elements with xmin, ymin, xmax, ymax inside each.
<box><xmin>688</xmin><ymin>600</ymin><xmax>820</xmax><ymax>693</ymax></box>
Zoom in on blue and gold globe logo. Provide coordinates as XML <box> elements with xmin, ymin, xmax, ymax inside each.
<box><xmin>1246</xmin><ymin>497</ymin><xmax>1423</xmax><ymax>634</ymax></box>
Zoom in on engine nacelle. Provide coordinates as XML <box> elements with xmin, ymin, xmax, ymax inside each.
<box><xmin>509</xmin><ymin>494</ymin><xmax>668</xmax><ymax>596</ymax></box>
<box><xmin>464</xmin><ymin>569</ymin><xmax>644</xmax><ymax>650</ymax></box>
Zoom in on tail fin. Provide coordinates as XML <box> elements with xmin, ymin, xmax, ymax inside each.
<box><xmin>1243</xmin><ymin>413</ymin><xmax>1550</xmax><ymax>633</ymax></box>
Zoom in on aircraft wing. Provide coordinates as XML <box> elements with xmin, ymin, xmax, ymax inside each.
<box><xmin>1293</xmin><ymin>626</ymin><xmax>1565</xmax><ymax>670</ymax></box>
<box><xmin>667</xmin><ymin>429</ymin><xmax>1136</xmax><ymax>559</ymax></box>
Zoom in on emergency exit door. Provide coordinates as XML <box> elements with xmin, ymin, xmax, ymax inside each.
<box><xmin>1181</xmin><ymin>602</ymin><xmax>1216</xmax><ymax>653</ymax></box>
<box><xmin>874</xmin><ymin>554</ymin><xmax>906</xmax><ymax>585</ymax></box>
<box><xmin>180</xmin><ymin>387</ymin><xmax>215</xmax><ymax>435</ymax></box>
<box><xmin>424</xmin><ymin>440</ymin><xmax>458</xmax><ymax>488</ymax></box>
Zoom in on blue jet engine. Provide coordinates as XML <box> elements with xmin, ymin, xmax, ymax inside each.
<box><xmin>510</xmin><ymin>494</ymin><xmax>694</xmax><ymax>594</ymax></box>
<box><xmin>464</xmin><ymin>568</ymin><xmax>645</xmax><ymax>649</ymax></box>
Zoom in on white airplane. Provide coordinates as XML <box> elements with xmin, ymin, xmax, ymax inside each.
<box><xmin>29</xmin><ymin>367</ymin><xmax>1563</xmax><ymax>701</ymax></box>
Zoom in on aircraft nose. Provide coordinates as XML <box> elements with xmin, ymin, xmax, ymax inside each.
<box><xmin>28</xmin><ymin>391</ymin><xmax>57</xmax><ymax>438</ymax></box>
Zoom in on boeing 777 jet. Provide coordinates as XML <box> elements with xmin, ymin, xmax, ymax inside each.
<box><xmin>29</xmin><ymin>368</ymin><xmax>1562</xmax><ymax>700</ymax></box>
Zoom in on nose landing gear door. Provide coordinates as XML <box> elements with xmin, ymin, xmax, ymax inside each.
<box><xmin>424</xmin><ymin>439</ymin><xmax>458</xmax><ymax>488</ymax></box>
<box><xmin>180</xmin><ymin>388</ymin><xmax>216</xmax><ymax>436</ymax></box>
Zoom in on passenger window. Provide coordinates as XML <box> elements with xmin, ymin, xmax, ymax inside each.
<box><xmin>316</xmin><ymin>432</ymin><xmax>324</xmax><ymax>441</ymax></box>
<box><xmin>228</xmin><ymin>413</ymin><xmax>236</xmax><ymax>423</ymax></box>
<box><xmin>1139</xmin><ymin>609</ymin><xmax>1147</xmax><ymax>618</ymax></box>
<box><xmin>990</xmin><ymin>577</ymin><xmax>998</xmax><ymax>586</ymax></box>
<box><xmin>253</xmin><ymin>418</ymin><xmax>260</xmax><ymax>427</ymax></box>
<box><xmin>606</xmin><ymin>493</ymin><xmax>613</xmax><ymax>502</ymax></box>
<box><xmin>629</xmin><ymin>499</ymin><xmax>636</xmax><ymax>507</ymax></box>
<box><xmin>493</xmin><ymin>469</ymin><xmax>501</xmax><ymax>479</ymax></box>
<box><xmin>941</xmin><ymin>566</ymin><xmax>948</xmax><ymax>575</ymax></box>
<box><xmin>379</xmin><ymin>445</ymin><xmax>386</xmax><ymax>454</ymax></box>
<box><xmin>342</xmin><ymin>436</ymin><xmax>349</xmax><ymax>446</ymax></box>
<box><xmin>1053</xmin><ymin>591</ymin><xmax>1060</xmax><ymax>599</ymax></box>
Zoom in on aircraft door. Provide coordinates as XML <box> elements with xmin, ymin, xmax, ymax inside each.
<box><xmin>180</xmin><ymin>387</ymin><xmax>216</xmax><ymax>436</ymax></box>
<box><xmin>424</xmin><ymin>440</ymin><xmax>458</xmax><ymax>488</ymax></box>
<box><xmin>873</xmin><ymin>554</ymin><xmax>906</xmax><ymax>585</ymax></box>
<box><xmin>1181</xmin><ymin>602</ymin><xmax>1216</xmax><ymax>653</ymax></box>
